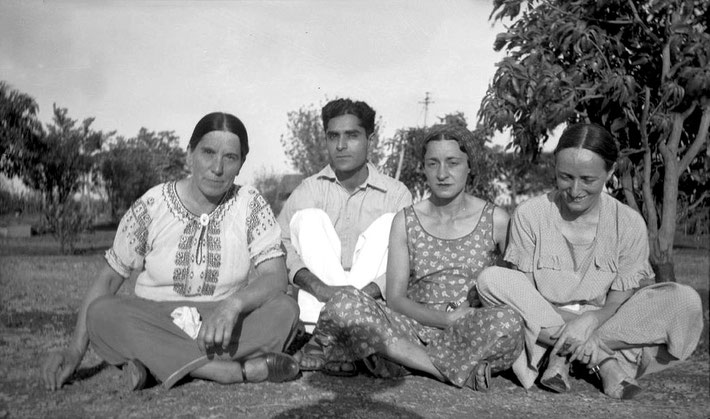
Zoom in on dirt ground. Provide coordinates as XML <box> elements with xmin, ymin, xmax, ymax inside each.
<box><xmin>0</xmin><ymin>316</ymin><xmax>708</xmax><ymax>419</ymax></box>
<box><xmin>0</xmin><ymin>234</ymin><xmax>708</xmax><ymax>418</ymax></box>
<box><xmin>1</xmin><ymin>303</ymin><xmax>708</xmax><ymax>418</ymax></box>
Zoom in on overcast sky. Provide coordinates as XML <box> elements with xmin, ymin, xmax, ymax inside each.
<box><xmin>1</xmin><ymin>0</ymin><xmax>516</xmax><ymax>184</ymax></box>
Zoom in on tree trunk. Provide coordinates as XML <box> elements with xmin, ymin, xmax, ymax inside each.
<box><xmin>394</xmin><ymin>134</ymin><xmax>406</xmax><ymax>181</ymax></box>
<box><xmin>651</xmin><ymin>261</ymin><xmax>676</xmax><ymax>283</ymax></box>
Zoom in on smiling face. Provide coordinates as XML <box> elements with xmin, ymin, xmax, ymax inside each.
<box><xmin>423</xmin><ymin>139</ymin><xmax>470</xmax><ymax>200</ymax></box>
<box><xmin>187</xmin><ymin>130</ymin><xmax>242</xmax><ymax>203</ymax></box>
<box><xmin>325</xmin><ymin>114</ymin><xmax>371</xmax><ymax>176</ymax></box>
<box><xmin>555</xmin><ymin>147</ymin><xmax>615</xmax><ymax>216</ymax></box>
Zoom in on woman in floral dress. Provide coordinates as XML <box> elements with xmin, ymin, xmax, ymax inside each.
<box><xmin>299</xmin><ymin>124</ymin><xmax>523</xmax><ymax>390</ymax></box>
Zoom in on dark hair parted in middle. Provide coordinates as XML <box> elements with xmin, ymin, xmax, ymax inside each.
<box><xmin>321</xmin><ymin>98</ymin><xmax>376</xmax><ymax>137</ymax></box>
<box><xmin>188</xmin><ymin>112</ymin><xmax>249</xmax><ymax>161</ymax></box>
<box><xmin>420</xmin><ymin>124</ymin><xmax>476</xmax><ymax>170</ymax></box>
<box><xmin>554</xmin><ymin>123</ymin><xmax>618</xmax><ymax>171</ymax></box>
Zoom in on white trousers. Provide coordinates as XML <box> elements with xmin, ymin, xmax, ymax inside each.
<box><xmin>290</xmin><ymin>208</ymin><xmax>394</xmax><ymax>333</ymax></box>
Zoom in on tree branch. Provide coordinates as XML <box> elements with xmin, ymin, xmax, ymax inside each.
<box><xmin>678</xmin><ymin>102</ymin><xmax>710</xmax><ymax>174</ymax></box>
<box><xmin>626</xmin><ymin>0</ymin><xmax>661</xmax><ymax>43</ymax></box>
<box><xmin>641</xmin><ymin>87</ymin><xmax>659</xmax><ymax>232</ymax></box>
<box><xmin>687</xmin><ymin>190</ymin><xmax>710</xmax><ymax>214</ymax></box>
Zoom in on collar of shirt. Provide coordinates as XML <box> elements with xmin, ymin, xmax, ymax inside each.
<box><xmin>539</xmin><ymin>191</ymin><xmax>618</xmax><ymax>271</ymax></box>
<box><xmin>316</xmin><ymin>162</ymin><xmax>389</xmax><ymax>193</ymax></box>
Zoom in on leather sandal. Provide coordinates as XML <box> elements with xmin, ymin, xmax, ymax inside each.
<box><xmin>540</xmin><ymin>353</ymin><xmax>571</xmax><ymax>393</ymax></box>
<box><xmin>123</xmin><ymin>359</ymin><xmax>148</xmax><ymax>391</ymax></box>
<box><xmin>322</xmin><ymin>360</ymin><xmax>358</xmax><ymax>377</ymax></box>
<box><xmin>296</xmin><ymin>340</ymin><xmax>326</xmax><ymax>372</ymax></box>
<box><xmin>589</xmin><ymin>357</ymin><xmax>643</xmax><ymax>400</ymax></box>
<box><xmin>465</xmin><ymin>362</ymin><xmax>491</xmax><ymax>392</ymax></box>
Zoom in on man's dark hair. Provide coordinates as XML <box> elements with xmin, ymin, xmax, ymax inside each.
<box><xmin>321</xmin><ymin>98</ymin><xmax>376</xmax><ymax>137</ymax></box>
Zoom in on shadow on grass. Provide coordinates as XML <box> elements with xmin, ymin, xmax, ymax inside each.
<box><xmin>69</xmin><ymin>361</ymin><xmax>112</xmax><ymax>384</ymax></box>
<box><xmin>273</xmin><ymin>372</ymin><xmax>424</xmax><ymax>419</ymax></box>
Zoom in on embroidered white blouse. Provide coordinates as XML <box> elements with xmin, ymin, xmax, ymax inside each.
<box><xmin>105</xmin><ymin>182</ymin><xmax>283</xmax><ymax>302</ymax></box>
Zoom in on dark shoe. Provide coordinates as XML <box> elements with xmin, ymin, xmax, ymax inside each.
<box><xmin>465</xmin><ymin>362</ymin><xmax>491</xmax><ymax>392</ymax></box>
<box><xmin>540</xmin><ymin>353</ymin><xmax>571</xmax><ymax>393</ymax></box>
<box><xmin>322</xmin><ymin>361</ymin><xmax>358</xmax><ymax>377</ymax></box>
<box><xmin>264</xmin><ymin>352</ymin><xmax>301</xmax><ymax>383</ymax></box>
<box><xmin>123</xmin><ymin>359</ymin><xmax>148</xmax><ymax>391</ymax></box>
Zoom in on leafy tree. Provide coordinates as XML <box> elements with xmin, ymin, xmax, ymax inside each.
<box><xmin>251</xmin><ymin>166</ymin><xmax>284</xmax><ymax>216</ymax></box>
<box><xmin>98</xmin><ymin>128</ymin><xmax>187</xmax><ymax>221</ymax></box>
<box><xmin>19</xmin><ymin>105</ymin><xmax>108</xmax><ymax>253</ymax></box>
<box><xmin>479</xmin><ymin>0</ymin><xmax>710</xmax><ymax>281</ymax></box>
<box><xmin>280</xmin><ymin>102</ymin><xmax>384</xmax><ymax>176</ymax></box>
<box><xmin>0</xmin><ymin>81</ymin><xmax>43</xmax><ymax>179</ymax></box>
<box><xmin>492</xmin><ymin>147</ymin><xmax>555</xmax><ymax>212</ymax></box>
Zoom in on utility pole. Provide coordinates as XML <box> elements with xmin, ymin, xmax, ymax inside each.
<box><xmin>419</xmin><ymin>92</ymin><xmax>434</xmax><ymax>127</ymax></box>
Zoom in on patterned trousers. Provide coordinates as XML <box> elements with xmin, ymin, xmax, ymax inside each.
<box><xmin>313</xmin><ymin>288</ymin><xmax>524</xmax><ymax>387</ymax></box>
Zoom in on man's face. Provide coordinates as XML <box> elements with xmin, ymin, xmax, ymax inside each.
<box><xmin>325</xmin><ymin>114</ymin><xmax>370</xmax><ymax>175</ymax></box>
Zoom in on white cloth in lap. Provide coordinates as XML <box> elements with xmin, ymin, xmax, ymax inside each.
<box><xmin>290</xmin><ymin>208</ymin><xmax>394</xmax><ymax>332</ymax></box>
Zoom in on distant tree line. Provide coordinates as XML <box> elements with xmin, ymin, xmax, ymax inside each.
<box><xmin>0</xmin><ymin>81</ymin><xmax>187</xmax><ymax>253</ymax></box>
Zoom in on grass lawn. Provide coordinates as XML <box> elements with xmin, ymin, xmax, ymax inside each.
<box><xmin>0</xmin><ymin>231</ymin><xmax>708</xmax><ymax>418</ymax></box>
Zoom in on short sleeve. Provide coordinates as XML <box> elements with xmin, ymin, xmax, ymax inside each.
<box><xmin>105</xmin><ymin>197</ymin><xmax>152</xmax><ymax>278</ymax></box>
<box><xmin>610</xmin><ymin>208</ymin><xmax>654</xmax><ymax>290</ymax></box>
<box><xmin>246</xmin><ymin>189</ymin><xmax>284</xmax><ymax>267</ymax></box>
<box><xmin>504</xmin><ymin>202</ymin><xmax>538</xmax><ymax>272</ymax></box>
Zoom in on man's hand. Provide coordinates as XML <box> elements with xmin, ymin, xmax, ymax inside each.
<box><xmin>197</xmin><ymin>299</ymin><xmax>242</xmax><ymax>353</ymax></box>
<box><xmin>41</xmin><ymin>347</ymin><xmax>83</xmax><ymax>391</ymax></box>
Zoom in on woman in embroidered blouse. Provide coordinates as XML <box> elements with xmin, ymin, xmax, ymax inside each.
<box><xmin>477</xmin><ymin>123</ymin><xmax>703</xmax><ymax>399</ymax></box>
<box><xmin>41</xmin><ymin>112</ymin><xmax>300</xmax><ymax>391</ymax></box>
<box><xmin>299</xmin><ymin>124</ymin><xmax>524</xmax><ymax>390</ymax></box>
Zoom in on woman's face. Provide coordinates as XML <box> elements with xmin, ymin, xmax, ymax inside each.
<box><xmin>555</xmin><ymin>147</ymin><xmax>614</xmax><ymax>216</ymax></box>
<box><xmin>187</xmin><ymin>130</ymin><xmax>243</xmax><ymax>202</ymax></box>
<box><xmin>423</xmin><ymin>139</ymin><xmax>470</xmax><ymax>200</ymax></box>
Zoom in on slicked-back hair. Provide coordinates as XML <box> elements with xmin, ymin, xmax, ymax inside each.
<box><xmin>420</xmin><ymin>124</ymin><xmax>476</xmax><ymax>170</ymax></box>
<box><xmin>554</xmin><ymin>123</ymin><xmax>618</xmax><ymax>171</ymax></box>
<box><xmin>321</xmin><ymin>98</ymin><xmax>376</xmax><ymax>137</ymax></box>
<box><xmin>188</xmin><ymin>112</ymin><xmax>249</xmax><ymax>161</ymax></box>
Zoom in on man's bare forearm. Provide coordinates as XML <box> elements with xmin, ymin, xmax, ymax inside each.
<box><xmin>294</xmin><ymin>268</ymin><xmax>330</xmax><ymax>301</ymax></box>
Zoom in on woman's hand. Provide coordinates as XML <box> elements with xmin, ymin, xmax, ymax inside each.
<box><xmin>41</xmin><ymin>346</ymin><xmax>83</xmax><ymax>391</ymax></box>
<box><xmin>568</xmin><ymin>332</ymin><xmax>614</xmax><ymax>366</ymax></box>
<box><xmin>197</xmin><ymin>299</ymin><xmax>242</xmax><ymax>353</ymax></box>
<box><xmin>446</xmin><ymin>302</ymin><xmax>474</xmax><ymax>327</ymax></box>
<box><xmin>551</xmin><ymin>312</ymin><xmax>600</xmax><ymax>356</ymax></box>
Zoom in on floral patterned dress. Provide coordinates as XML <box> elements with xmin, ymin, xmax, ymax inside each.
<box><xmin>313</xmin><ymin>203</ymin><xmax>524</xmax><ymax>387</ymax></box>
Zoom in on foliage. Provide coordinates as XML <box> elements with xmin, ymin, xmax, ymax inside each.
<box><xmin>251</xmin><ymin>167</ymin><xmax>284</xmax><ymax>216</ymax></box>
<box><xmin>0</xmin><ymin>184</ymin><xmax>42</xmax><ymax>216</ymax></box>
<box><xmin>98</xmin><ymin>128</ymin><xmax>187</xmax><ymax>220</ymax></box>
<box><xmin>43</xmin><ymin>196</ymin><xmax>94</xmax><ymax>254</ymax></box>
<box><xmin>480</xmin><ymin>0</ymin><xmax>710</xmax><ymax>280</ymax></box>
<box><xmin>0</xmin><ymin>81</ymin><xmax>44</xmax><ymax>179</ymax></box>
<box><xmin>380</xmin><ymin>113</ymin><xmax>499</xmax><ymax>202</ymax></box>
<box><xmin>493</xmin><ymin>148</ymin><xmax>555</xmax><ymax>211</ymax></box>
<box><xmin>280</xmin><ymin>102</ymin><xmax>384</xmax><ymax>176</ymax></box>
